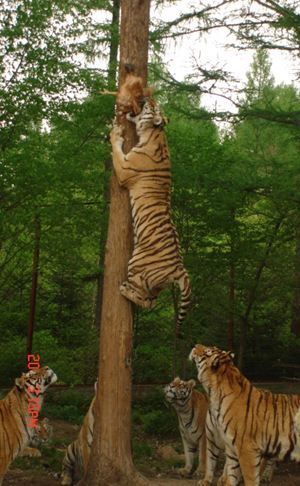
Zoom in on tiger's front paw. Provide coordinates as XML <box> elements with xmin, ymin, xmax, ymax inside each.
<box><xmin>110</xmin><ymin>123</ymin><xmax>124</xmax><ymax>146</ymax></box>
<box><xmin>60</xmin><ymin>472</ymin><xmax>73</xmax><ymax>486</ymax></box>
<box><xmin>177</xmin><ymin>467</ymin><xmax>193</xmax><ymax>478</ymax></box>
<box><xmin>198</xmin><ymin>480</ymin><xmax>212</xmax><ymax>486</ymax></box>
<box><xmin>21</xmin><ymin>446</ymin><xmax>42</xmax><ymax>458</ymax></box>
<box><xmin>217</xmin><ymin>475</ymin><xmax>227</xmax><ymax>486</ymax></box>
<box><xmin>195</xmin><ymin>467</ymin><xmax>205</xmax><ymax>478</ymax></box>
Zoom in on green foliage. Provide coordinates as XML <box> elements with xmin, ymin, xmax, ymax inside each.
<box><xmin>133</xmin><ymin>388</ymin><xmax>179</xmax><ymax>438</ymax></box>
<box><xmin>132</xmin><ymin>440</ymin><xmax>154</xmax><ymax>459</ymax></box>
<box><xmin>1</xmin><ymin>0</ymin><xmax>300</xmax><ymax>387</ymax></box>
<box><xmin>43</xmin><ymin>387</ymin><xmax>94</xmax><ymax>424</ymax></box>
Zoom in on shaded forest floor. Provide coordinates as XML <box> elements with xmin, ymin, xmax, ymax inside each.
<box><xmin>3</xmin><ymin>418</ymin><xmax>300</xmax><ymax>486</ymax></box>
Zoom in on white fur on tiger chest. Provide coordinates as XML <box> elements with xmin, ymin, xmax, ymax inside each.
<box><xmin>178</xmin><ymin>410</ymin><xmax>202</xmax><ymax>447</ymax></box>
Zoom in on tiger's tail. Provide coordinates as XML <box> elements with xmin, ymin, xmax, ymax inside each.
<box><xmin>295</xmin><ymin>407</ymin><xmax>300</xmax><ymax>436</ymax></box>
<box><xmin>176</xmin><ymin>270</ymin><xmax>191</xmax><ymax>338</ymax></box>
<box><xmin>61</xmin><ymin>441</ymin><xmax>77</xmax><ymax>486</ymax></box>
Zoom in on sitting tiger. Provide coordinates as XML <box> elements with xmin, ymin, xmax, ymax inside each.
<box><xmin>189</xmin><ymin>344</ymin><xmax>300</xmax><ymax>486</ymax></box>
<box><xmin>110</xmin><ymin>99</ymin><xmax>191</xmax><ymax>335</ymax></box>
<box><xmin>0</xmin><ymin>366</ymin><xmax>57</xmax><ymax>485</ymax></box>
<box><xmin>60</xmin><ymin>387</ymin><xmax>96</xmax><ymax>485</ymax></box>
<box><xmin>164</xmin><ymin>377</ymin><xmax>208</xmax><ymax>477</ymax></box>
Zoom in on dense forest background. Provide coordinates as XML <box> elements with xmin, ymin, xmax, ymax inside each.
<box><xmin>1</xmin><ymin>0</ymin><xmax>300</xmax><ymax>386</ymax></box>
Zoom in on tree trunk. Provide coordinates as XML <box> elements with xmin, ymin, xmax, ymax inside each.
<box><xmin>27</xmin><ymin>215</ymin><xmax>41</xmax><ymax>357</ymax></box>
<box><xmin>94</xmin><ymin>0</ymin><xmax>120</xmax><ymax>327</ymax></box>
<box><xmin>76</xmin><ymin>1</ymin><xmax>152</xmax><ymax>485</ymax></box>
<box><xmin>107</xmin><ymin>0</ymin><xmax>120</xmax><ymax>90</ymax></box>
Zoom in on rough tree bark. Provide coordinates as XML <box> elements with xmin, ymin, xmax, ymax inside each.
<box><xmin>94</xmin><ymin>0</ymin><xmax>120</xmax><ymax>328</ymax></box>
<box><xmin>76</xmin><ymin>1</ymin><xmax>153</xmax><ymax>485</ymax></box>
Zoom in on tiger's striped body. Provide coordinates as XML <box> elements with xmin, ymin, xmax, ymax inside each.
<box><xmin>190</xmin><ymin>344</ymin><xmax>300</xmax><ymax>486</ymax></box>
<box><xmin>61</xmin><ymin>396</ymin><xmax>95</xmax><ymax>485</ymax></box>
<box><xmin>0</xmin><ymin>366</ymin><xmax>57</xmax><ymax>485</ymax></box>
<box><xmin>110</xmin><ymin>100</ymin><xmax>191</xmax><ymax>334</ymax></box>
<box><xmin>164</xmin><ymin>377</ymin><xmax>208</xmax><ymax>477</ymax></box>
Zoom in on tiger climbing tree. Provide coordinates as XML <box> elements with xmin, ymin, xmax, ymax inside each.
<box><xmin>76</xmin><ymin>1</ymin><xmax>153</xmax><ymax>485</ymax></box>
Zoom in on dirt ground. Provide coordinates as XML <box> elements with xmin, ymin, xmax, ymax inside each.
<box><xmin>3</xmin><ymin>464</ymin><xmax>300</xmax><ymax>485</ymax></box>
<box><xmin>4</xmin><ymin>464</ymin><xmax>300</xmax><ymax>486</ymax></box>
<box><xmin>3</xmin><ymin>418</ymin><xmax>300</xmax><ymax>486</ymax></box>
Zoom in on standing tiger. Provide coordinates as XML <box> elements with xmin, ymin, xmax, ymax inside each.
<box><xmin>110</xmin><ymin>99</ymin><xmax>191</xmax><ymax>335</ymax></box>
<box><xmin>189</xmin><ymin>344</ymin><xmax>300</xmax><ymax>486</ymax></box>
<box><xmin>61</xmin><ymin>388</ymin><xmax>96</xmax><ymax>485</ymax></box>
<box><xmin>0</xmin><ymin>366</ymin><xmax>57</xmax><ymax>485</ymax></box>
<box><xmin>164</xmin><ymin>377</ymin><xmax>208</xmax><ymax>477</ymax></box>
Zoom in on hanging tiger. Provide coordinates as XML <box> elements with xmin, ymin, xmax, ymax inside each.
<box><xmin>189</xmin><ymin>344</ymin><xmax>300</xmax><ymax>486</ymax></box>
<box><xmin>164</xmin><ymin>377</ymin><xmax>208</xmax><ymax>477</ymax></box>
<box><xmin>110</xmin><ymin>98</ymin><xmax>191</xmax><ymax>336</ymax></box>
<box><xmin>60</xmin><ymin>385</ymin><xmax>96</xmax><ymax>485</ymax></box>
<box><xmin>0</xmin><ymin>366</ymin><xmax>57</xmax><ymax>485</ymax></box>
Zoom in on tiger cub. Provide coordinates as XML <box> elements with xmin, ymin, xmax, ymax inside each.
<box><xmin>60</xmin><ymin>390</ymin><xmax>96</xmax><ymax>485</ymax></box>
<box><xmin>164</xmin><ymin>377</ymin><xmax>208</xmax><ymax>477</ymax></box>
<box><xmin>190</xmin><ymin>344</ymin><xmax>300</xmax><ymax>486</ymax></box>
<box><xmin>110</xmin><ymin>99</ymin><xmax>191</xmax><ymax>335</ymax></box>
<box><xmin>0</xmin><ymin>366</ymin><xmax>57</xmax><ymax>485</ymax></box>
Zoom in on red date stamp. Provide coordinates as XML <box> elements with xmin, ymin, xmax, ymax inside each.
<box><xmin>27</xmin><ymin>354</ymin><xmax>41</xmax><ymax>428</ymax></box>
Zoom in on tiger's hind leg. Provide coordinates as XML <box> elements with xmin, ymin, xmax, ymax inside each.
<box><xmin>120</xmin><ymin>280</ymin><xmax>156</xmax><ymax>309</ymax></box>
<box><xmin>199</xmin><ymin>414</ymin><xmax>223</xmax><ymax>486</ymax></box>
<box><xmin>195</xmin><ymin>429</ymin><xmax>206</xmax><ymax>477</ymax></box>
<box><xmin>260</xmin><ymin>458</ymin><xmax>276</xmax><ymax>483</ymax></box>
<box><xmin>236</xmin><ymin>448</ymin><xmax>260</xmax><ymax>486</ymax></box>
<box><xmin>222</xmin><ymin>449</ymin><xmax>241</xmax><ymax>486</ymax></box>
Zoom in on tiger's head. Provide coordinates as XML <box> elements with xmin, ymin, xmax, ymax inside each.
<box><xmin>126</xmin><ymin>99</ymin><xmax>168</xmax><ymax>135</ymax></box>
<box><xmin>15</xmin><ymin>366</ymin><xmax>57</xmax><ymax>396</ymax></box>
<box><xmin>189</xmin><ymin>344</ymin><xmax>234</xmax><ymax>389</ymax></box>
<box><xmin>164</xmin><ymin>376</ymin><xmax>196</xmax><ymax>407</ymax></box>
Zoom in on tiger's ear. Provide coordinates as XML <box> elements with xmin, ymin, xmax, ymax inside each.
<box><xmin>188</xmin><ymin>379</ymin><xmax>196</xmax><ymax>388</ymax></box>
<box><xmin>153</xmin><ymin>114</ymin><xmax>164</xmax><ymax>127</ymax></box>
<box><xmin>211</xmin><ymin>351</ymin><xmax>234</xmax><ymax>370</ymax></box>
<box><xmin>153</xmin><ymin>116</ymin><xmax>169</xmax><ymax>127</ymax></box>
<box><xmin>211</xmin><ymin>356</ymin><xmax>220</xmax><ymax>370</ymax></box>
<box><xmin>173</xmin><ymin>376</ymin><xmax>181</xmax><ymax>384</ymax></box>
